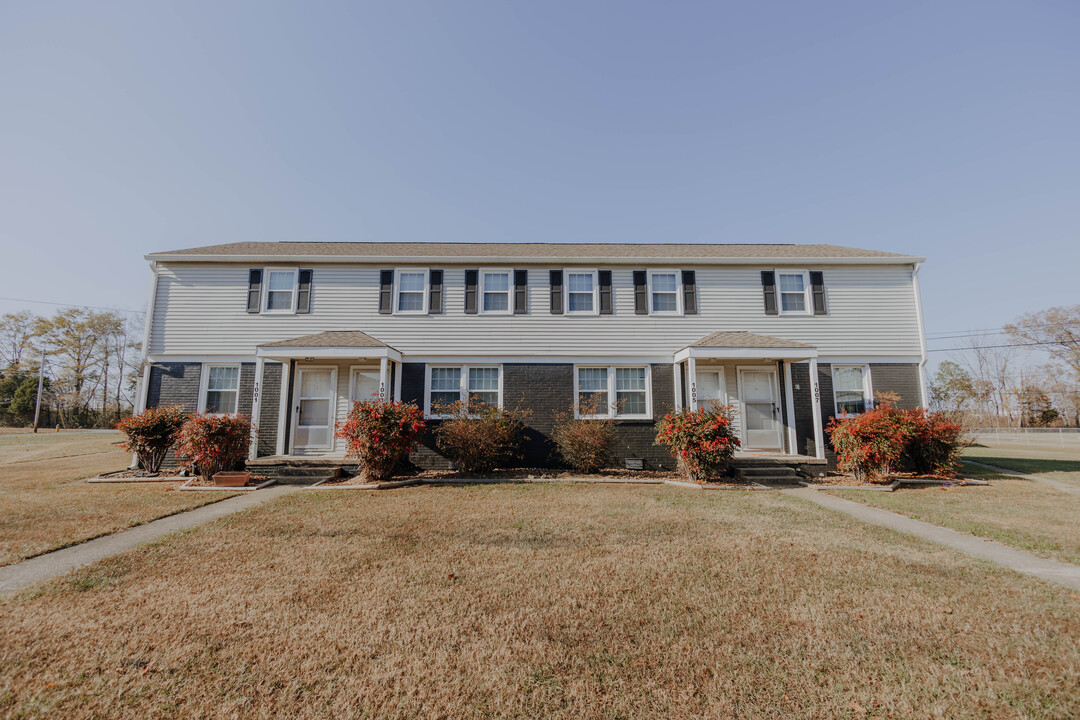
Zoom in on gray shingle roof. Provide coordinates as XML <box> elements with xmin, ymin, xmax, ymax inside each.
<box><xmin>687</xmin><ymin>331</ymin><xmax>814</xmax><ymax>349</ymax></box>
<box><xmin>260</xmin><ymin>330</ymin><xmax>390</xmax><ymax>349</ymax></box>
<box><xmin>148</xmin><ymin>241</ymin><xmax>916</xmax><ymax>261</ymax></box>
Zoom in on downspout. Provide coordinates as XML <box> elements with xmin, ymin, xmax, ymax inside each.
<box><xmin>911</xmin><ymin>262</ymin><xmax>929</xmax><ymax>408</ymax></box>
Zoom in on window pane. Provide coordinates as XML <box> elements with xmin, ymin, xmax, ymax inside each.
<box><xmin>431</xmin><ymin>391</ymin><xmax>459</xmax><ymax>408</ymax></box>
<box><xmin>468</xmin><ymin>391</ymin><xmax>499</xmax><ymax>410</ymax></box>
<box><xmin>267</xmin><ymin>290</ymin><xmax>292</xmax><ymax>310</ymax></box>
<box><xmin>468</xmin><ymin>367</ymin><xmax>499</xmax><ymax>391</ymax></box>
<box><xmin>567</xmin><ymin>273</ymin><xmax>594</xmax><ymax>292</ymax></box>
<box><xmin>568</xmin><ymin>293</ymin><xmax>593</xmax><ymax>312</ymax></box>
<box><xmin>779</xmin><ymin>274</ymin><xmax>805</xmax><ymax>292</ymax></box>
<box><xmin>299</xmin><ymin>398</ymin><xmax>330</xmax><ymax>426</ymax></box>
<box><xmin>205</xmin><ymin>390</ymin><xmax>236</xmax><ymax>414</ymax></box>
<box><xmin>398</xmin><ymin>292</ymin><xmax>423</xmax><ymax>311</ymax></box>
<box><xmin>207</xmin><ymin>366</ymin><xmax>239</xmax><ymax>391</ymax></box>
<box><xmin>834</xmin><ymin>367</ymin><xmax>867</xmax><ymax>414</ymax></box>
<box><xmin>578</xmin><ymin>368</ymin><xmax>608</xmax><ymax>392</ymax></box>
<box><xmin>430</xmin><ymin>368</ymin><xmax>461</xmax><ymax>392</ymax></box>
<box><xmin>578</xmin><ymin>391</ymin><xmax>608</xmax><ymax>414</ymax></box>
<box><xmin>836</xmin><ymin>393</ymin><xmax>867</xmax><ymax>415</ymax></box>
<box><xmin>833</xmin><ymin>367</ymin><xmax>865</xmax><ymax>392</ymax></box>
<box><xmin>652</xmin><ymin>273</ymin><xmax>677</xmax><ymax>292</ymax></box>
<box><xmin>781</xmin><ymin>292</ymin><xmax>805</xmax><ymax>312</ymax></box>
<box><xmin>617</xmin><ymin>391</ymin><xmax>646</xmax><ymax>416</ymax></box>
<box><xmin>652</xmin><ymin>292</ymin><xmax>677</xmax><ymax>312</ymax></box>
<box><xmin>483</xmin><ymin>273</ymin><xmax>509</xmax><ymax>292</ymax></box>
<box><xmin>300</xmin><ymin>370</ymin><xmax>332</xmax><ymax>397</ymax></box>
<box><xmin>615</xmin><ymin>367</ymin><xmax>646</xmax><ymax>391</ymax></box>
<box><xmin>483</xmin><ymin>292</ymin><xmax>508</xmax><ymax>311</ymax></box>
<box><xmin>268</xmin><ymin>271</ymin><xmax>294</xmax><ymax>290</ymax></box>
<box><xmin>399</xmin><ymin>272</ymin><xmax>426</xmax><ymax>291</ymax></box>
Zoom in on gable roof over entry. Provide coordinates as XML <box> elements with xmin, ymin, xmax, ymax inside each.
<box><xmin>676</xmin><ymin>331</ymin><xmax>817</xmax><ymax>361</ymax></box>
<box><xmin>257</xmin><ymin>331</ymin><xmax>400</xmax><ymax>360</ymax></box>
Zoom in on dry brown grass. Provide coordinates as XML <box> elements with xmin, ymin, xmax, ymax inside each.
<box><xmin>0</xmin><ymin>432</ymin><xmax>234</xmax><ymax>565</ymax></box>
<box><xmin>1</xmin><ymin>484</ymin><xmax>1078</xmax><ymax>719</ymax></box>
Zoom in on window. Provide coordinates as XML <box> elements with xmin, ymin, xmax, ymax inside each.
<box><xmin>566</xmin><ymin>271</ymin><xmax>598</xmax><ymax>314</ymax></box>
<box><xmin>200</xmin><ymin>365</ymin><xmax>240</xmax><ymax>414</ymax></box>
<box><xmin>396</xmin><ymin>270</ymin><xmax>427</xmax><ymax>313</ymax></box>
<box><xmin>481</xmin><ymin>270</ymin><xmax>510</xmax><ymax>313</ymax></box>
<box><xmin>575</xmin><ymin>366</ymin><xmax>651</xmax><ymax>419</ymax></box>
<box><xmin>649</xmin><ymin>271</ymin><xmax>680</xmax><ymax>314</ymax></box>
<box><xmin>425</xmin><ymin>365</ymin><xmax>502</xmax><ymax>417</ymax></box>
<box><xmin>833</xmin><ymin>365</ymin><xmax>872</xmax><ymax>415</ymax></box>
<box><xmin>264</xmin><ymin>269</ymin><xmax>297</xmax><ymax>312</ymax></box>
<box><xmin>777</xmin><ymin>271</ymin><xmax>810</xmax><ymax>314</ymax></box>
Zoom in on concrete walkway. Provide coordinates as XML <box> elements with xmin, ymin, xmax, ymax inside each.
<box><xmin>784</xmin><ymin>487</ymin><xmax>1080</xmax><ymax>591</ymax></box>
<box><xmin>965</xmin><ymin>460</ymin><xmax>1080</xmax><ymax>497</ymax></box>
<box><xmin>0</xmin><ymin>485</ymin><xmax>300</xmax><ymax>595</ymax></box>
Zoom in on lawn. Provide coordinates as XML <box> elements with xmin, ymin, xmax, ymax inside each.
<box><xmin>0</xmin><ymin>431</ymin><xmax>234</xmax><ymax>565</ymax></box>
<box><xmin>0</xmin><ymin>484</ymin><xmax>1077</xmax><ymax>718</ymax></box>
<box><xmin>962</xmin><ymin>446</ymin><xmax>1080</xmax><ymax>489</ymax></box>
<box><xmin>828</xmin><ymin>463</ymin><xmax>1080</xmax><ymax>566</ymax></box>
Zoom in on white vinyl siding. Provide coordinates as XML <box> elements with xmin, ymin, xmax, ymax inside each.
<box><xmin>149</xmin><ymin>264</ymin><xmax>923</xmax><ymax>358</ymax></box>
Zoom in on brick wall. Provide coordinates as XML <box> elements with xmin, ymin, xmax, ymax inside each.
<box><xmin>257</xmin><ymin>362</ymin><xmax>283</xmax><ymax>456</ymax></box>
<box><xmin>870</xmin><ymin>363</ymin><xmax>923</xmax><ymax>408</ymax></box>
<box><xmin>792</xmin><ymin>362</ymin><xmax>835</xmax><ymax>458</ymax></box>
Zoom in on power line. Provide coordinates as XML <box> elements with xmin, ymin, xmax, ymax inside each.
<box><xmin>0</xmin><ymin>296</ymin><xmax>145</xmax><ymax>315</ymax></box>
<box><xmin>924</xmin><ymin>319</ymin><xmax>1075</xmax><ymax>339</ymax></box>
<box><xmin>926</xmin><ymin>340</ymin><xmax>1071</xmax><ymax>353</ymax></box>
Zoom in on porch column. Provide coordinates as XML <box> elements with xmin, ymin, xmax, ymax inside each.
<box><xmin>393</xmin><ymin>360</ymin><xmax>403</xmax><ymax>401</ymax></box>
<box><xmin>673</xmin><ymin>361</ymin><xmax>683</xmax><ymax>412</ymax></box>
<box><xmin>276</xmin><ymin>362</ymin><xmax>290</xmax><ymax>456</ymax></box>
<box><xmin>687</xmin><ymin>356</ymin><xmax>698</xmax><ymax>411</ymax></box>
<box><xmin>379</xmin><ymin>356</ymin><xmax>389</xmax><ymax>400</ymax></box>
<box><xmin>809</xmin><ymin>357</ymin><xmax>826</xmax><ymax>460</ymax></box>
<box><xmin>783</xmin><ymin>361</ymin><xmax>798</xmax><ymax>455</ymax></box>
<box><xmin>248</xmin><ymin>357</ymin><xmax>265</xmax><ymax>460</ymax></box>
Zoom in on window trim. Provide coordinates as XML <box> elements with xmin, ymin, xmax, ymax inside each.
<box><xmin>197</xmin><ymin>363</ymin><xmax>242</xmax><ymax>415</ymax></box>
<box><xmin>831</xmin><ymin>364</ymin><xmax>874</xmax><ymax>416</ymax></box>
<box><xmin>479</xmin><ymin>268</ymin><xmax>513</xmax><ymax>315</ymax></box>
<box><xmin>262</xmin><ymin>267</ymin><xmax>299</xmax><ymax>314</ymax></box>
<box><xmin>573</xmin><ymin>365</ymin><xmax>652</xmax><ymax>420</ymax></box>
<box><xmin>394</xmin><ymin>268</ymin><xmax>430</xmax><ymax>315</ymax></box>
<box><xmin>775</xmin><ymin>269</ymin><xmax>812</xmax><ymax>316</ymax></box>
<box><xmin>564</xmin><ymin>268</ymin><xmax>600</xmax><ymax>316</ymax></box>
<box><xmin>647</xmin><ymin>269</ymin><xmax>682</xmax><ymax>316</ymax></box>
<box><xmin>424</xmin><ymin>364</ymin><xmax>504</xmax><ymax>418</ymax></box>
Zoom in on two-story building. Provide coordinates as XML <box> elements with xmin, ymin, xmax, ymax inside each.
<box><xmin>135</xmin><ymin>241</ymin><xmax>928</xmax><ymax>472</ymax></box>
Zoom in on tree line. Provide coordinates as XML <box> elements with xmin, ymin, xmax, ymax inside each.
<box><xmin>0</xmin><ymin>308</ymin><xmax>143</xmax><ymax>428</ymax></box>
<box><xmin>929</xmin><ymin>304</ymin><xmax>1080</xmax><ymax>428</ymax></box>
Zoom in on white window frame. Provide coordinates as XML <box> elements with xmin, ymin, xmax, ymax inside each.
<box><xmin>262</xmin><ymin>267</ymin><xmax>299</xmax><ymax>314</ymax></box>
<box><xmin>394</xmin><ymin>268</ymin><xmax>429</xmax><ymax>315</ymax></box>
<box><xmin>573</xmin><ymin>365</ymin><xmax>652</xmax><ymax>420</ymax></box>
<box><xmin>424</xmin><ymin>364</ymin><xmax>504</xmax><ymax>418</ymax></box>
<box><xmin>479</xmin><ymin>268</ymin><xmax>513</xmax><ymax>315</ymax></box>
<box><xmin>832</xmin><ymin>364</ymin><xmax>874</xmax><ymax>416</ymax></box>
<box><xmin>198</xmin><ymin>363</ymin><xmax>241</xmax><ymax>415</ymax></box>
<box><xmin>647</xmin><ymin>269</ymin><xmax>682</xmax><ymax>315</ymax></box>
<box><xmin>564</xmin><ymin>269</ymin><xmax>600</xmax><ymax>316</ymax></box>
<box><xmin>775</xmin><ymin>269</ymin><xmax>812</xmax><ymax>316</ymax></box>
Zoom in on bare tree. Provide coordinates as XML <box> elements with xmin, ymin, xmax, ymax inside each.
<box><xmin>963</xmin><ymin>334</ymin><xmax>1017</xmax><ymax>427</ymax></box>
<box><xmin>1005</xmin><ymin>305</ymin><xmax>1080</xmax><ymax>381</ymax></box>
<box><xmin>0</xmin><ymin>311</ymin><xmax>38</xmax><ymax>369</ymax></box>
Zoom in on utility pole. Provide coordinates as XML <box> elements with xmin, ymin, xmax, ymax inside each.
<box><xmin>32</xmin><ymin>351</ymin><xmax>45</xmax><ymax>433</ymax></box>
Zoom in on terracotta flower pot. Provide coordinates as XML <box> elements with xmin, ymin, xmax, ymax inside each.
<box><xmin>213</xmin><ymin>471</ymin><xmax>252</xmax><ymax>487</ymax></box>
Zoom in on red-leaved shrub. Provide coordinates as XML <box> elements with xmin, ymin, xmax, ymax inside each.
<box><xmin>655</xmin><ymin>407</ymin><xmax>741</xmax><ymax>481</ymax></box>
<box><xmin>901</xmin><ymin>410</ymin><xmax>966</xmax><ymax>477</ymax></box>
<box><xmin>115</xmin><ymin>404</ymin><xmax>189</xmax><ymax>473</ymax></box>
<box><xmin>335</xmin><ymin>399</ymin><xmax>426</xmax><ymax>482</ymax></box>
<box><xmin>175</xmin><ymin>414</ymin><xmax>252</xmax><ymax>481</ymax></box>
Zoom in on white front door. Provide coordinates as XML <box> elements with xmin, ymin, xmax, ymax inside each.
<box><xmin>738</xmin><ymin>367</ymin><xmax>783</xmax><ymax>451</ymax></box>
<box><xmin>291</xmin><ymin>367</ymin><xmax>336</xmax><ymax>452</ymax></box>
<box><xmin>349</xmin><ymin>368</ymin><xmax>380</xmax><ymax>407</ymax></box>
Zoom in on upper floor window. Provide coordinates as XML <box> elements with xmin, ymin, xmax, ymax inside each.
<box><xmin>648</xmin><ymin>271</ymin><xmax>680</xmax><ymax>314</ymax></box>
<box><xmin>396</xmin><ymin>270</ymin><xmax>428</xmax><ymax>314</ymax></box>
<box><xmin>265</xmin><ymin>269</ymin><xmax>297</xmax><ymax>312</ymax></box>
<box><xmin>566</xmin><ymin>270</ymin><xmax>598</xmax><ymax>314</ymax></box>
<box><xmin>778</xmin><ymin>271</ymin><xmax>810</xmax><ymax>314</ymax></box>
<box><xmin>574</xmin><ymin>365</ymin><xmax>651</xmax><ymax>419</ymax></box>
<box><xmin>481</xmin><ymin>270</ymin><xmax>511</xmax><ymax>314</ymax></box>
<box><xmin>833</xmin><ymin>364</ymin><xmax>872</xmax><ymax>415</ymax></box>
<box><xmin>425</xmin><ymin>365</ymin><xmax>503</xmax><ymax>417</ymax></box>
<box><xmin>199</xmin><ymin>364</ymin><xmax>240</xmax><ymax>414</ymax></box>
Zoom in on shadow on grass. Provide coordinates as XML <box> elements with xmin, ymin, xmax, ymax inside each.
<box><xmin>966</xmin><ymin>456</ymin><xmax>1080</xmax><ymax>475</ymax></box>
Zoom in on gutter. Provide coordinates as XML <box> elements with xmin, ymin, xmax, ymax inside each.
<box><xmin>143</xmin><ymin>253</ymin><xmax>926</xmax><ymax>266</ymax></box>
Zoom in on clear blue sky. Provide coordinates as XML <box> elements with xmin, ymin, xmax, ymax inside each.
<box><xmin>1</xmin><ymin>1</ymin><xmax>1077</xmax><ymax>362</ymax></box>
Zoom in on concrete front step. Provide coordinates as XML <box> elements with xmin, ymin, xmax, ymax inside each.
<box><xmin>737</xmin><ymin>467</ymin><xmax>800</xmax><ymax>478</ymax></box>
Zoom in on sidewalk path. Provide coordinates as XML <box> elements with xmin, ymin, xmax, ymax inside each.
<box><xmin>0</xmin><ymin>485</ymin><xmax>300</xmax><ymax>595</ymax></box>
<box><xmin>964</xmin><ymin>460</ymin><xmax>1080</xmax><ymax>497</ymax></box>
<box><xmin>784</xmin><ymin>488</ymin><xmax>1080</xmax><ymax>591</ymax></box>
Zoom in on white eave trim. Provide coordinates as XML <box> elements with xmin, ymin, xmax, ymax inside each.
<box><xmin>674</xmin><ymin>347</ymin><xmax>818</xmax><ymax>361</ymax></box>
<box><xmin>145</xmin><ymin>254</ymin><xmax>925</xmax><ymax>266</ymax></box>
<box><xmin>256</xmin><ymin>346</ymin><xmax>402</xmax><ymax>361</ymax></box>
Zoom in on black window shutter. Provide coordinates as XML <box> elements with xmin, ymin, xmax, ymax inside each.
<box><xmin>429</xmin><ymin>270</ymin><xmax>443</xmax><ymax>314</ymax></box>
<box><xmin>246</xmin><ymin>270</ymin><xmax>262</xmax><ymax>313</ymax></box>
<box><xmin>549</xmin><ymin>270</ymin><xmax>563</xmax><ymax>315</ymax></box>
<box><xmin>598</xmin><ymin>270</ymin><xmax>613</xmax><ymax>315</ymax></box>
<box><xmin>513</xmin><ymin>269</ymin><xmax>528</xmax><ymax>314</ymax></box>
<box><xmin>633</xmin><ymin>270</ymin><xmax>648</xmax><ymax>315</ymax></box>
<box><xmin>464</xmin><ymin>270</ymin><xmax>478</xmax><ymax>314</ymax></box>
<box><xmin>296</xmin><ymin>269</ymin><xmax>313</xmax><ymax>314</ymax></box>
<box><xmin>810</xmin><ymin>271</ymin><xmax>826</xmax><ymax>315</ymax></box>
<box><xmin>681</xmin><ymin>270</ymin><xmax>697</xmax><ymax>315</ymax></box>
<box><xmin>378</xmin><ymin>270</ymin><xmax>393</xmax><ymax>314</ymax></box>
<box><xmin>761</xmin><ymin>271</ymin><xmax>778</xmax><ymax>316</ymax></box>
